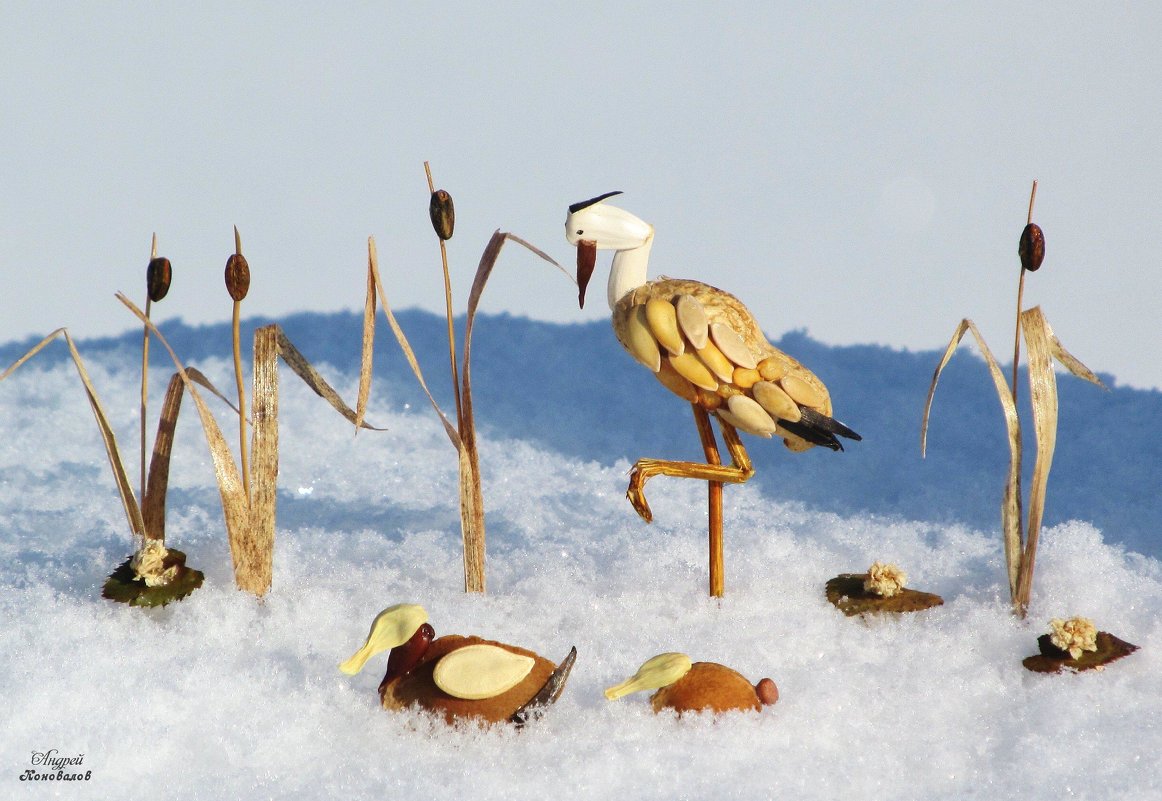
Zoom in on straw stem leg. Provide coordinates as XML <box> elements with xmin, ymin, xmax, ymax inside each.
<box><xmin>692</xmin><ymin>405</ymin><xmax>725</xmax><ymax>598</ymax></box>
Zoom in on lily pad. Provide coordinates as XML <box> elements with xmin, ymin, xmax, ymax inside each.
<box><xmin>825</xmin><ymin>573</ymin><xmax>944</xmax><ymax>617</ymax></box>
<box><xmin>101</xmin><ymin>548</ymin><xmax>204</xmax><ymax>607</ymax></box>
<box><xmin>1022</xmin><ymin>631</ymin><xmax>1139</xmax><ymax>674</ymax></box>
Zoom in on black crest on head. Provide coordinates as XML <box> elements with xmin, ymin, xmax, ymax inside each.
<box><xmin>568</xmin><ymin>190</ymin><xmax>623</xmax><ymax>214</ymax></box>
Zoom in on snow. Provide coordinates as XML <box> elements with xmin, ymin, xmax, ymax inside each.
<box><xmin>1</xmin><ymin>312</ymin><xmax>1159</xmax><ymax>799</ymax></box>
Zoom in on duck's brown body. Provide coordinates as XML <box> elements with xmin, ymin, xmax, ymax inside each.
<box><xmin>612</xmin><ymin>278</ymin><xmax>851</xmax><ymax>452</ymax></box>
<box><xmin>380</xmin><ymin>635</ymin><xmax>557</xmax><ymax>725</ymax></box>
<box><xmin>648</xmin><ymin>661</ymin><xmax>767</xmax><ymax>714</ymax></box>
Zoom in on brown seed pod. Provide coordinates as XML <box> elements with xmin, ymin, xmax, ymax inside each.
<box><xmin>224</xmin><ymin>253</ymin><xmax>250</xmax><ymax>301</ymax></box>
<box><xmin>1019</xmin><ymin>223</ymin><xmax>1045</xmax><ymax>272</ymax></box>
<box><xmin>429</xmin><ymin>189</ymin><xmax>455</xmax><ymax>241</ymax></box>
<box><xmin>146</xmin><ymin>256</ymin><xmax>172</xmax><ymax>303</ymax></box>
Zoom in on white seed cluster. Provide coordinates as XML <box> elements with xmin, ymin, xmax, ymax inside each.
<box><xmin>130</xmin><ymin>540</ymin><xmax>178</xmax><ymax>587</ymax></box>
<box><xmin>863</xmin><ymin>561</ymin><xmax>907</xmax><ymax>598</ymax></box>
<box><xmin>1048</xmin><ymin>617</ymin><xmax>1098</xmax><ymax>660</ymax></box>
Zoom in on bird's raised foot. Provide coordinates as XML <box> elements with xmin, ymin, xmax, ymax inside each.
<box><xmin>626</xmin><ymin>466</ymin><xmax>654</xmax><ymax>522</ymax></box>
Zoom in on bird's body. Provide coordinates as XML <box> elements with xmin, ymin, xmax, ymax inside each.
<box><xmin>340</xmin><ymin>604</ymin><xmax>576</xmax><ymax>726</ymax></box>
<box><xmin>649</xmin><ymin>661</ymin><xmax>769</xmax><ymax>714</ymax></box>
<box><xmin>565</xmin><ymin>192</ymin><xmax>859</xmax><ymax>593</ymax></box>
<box><xmin>611</xmin><ymin>276</ymin><xmax>852</xmax><ymax>451</ymax></box>
<box><xmin>604</xmin><ymin>652</ymin><xmax>779</xmax><ymax>715</ymax></box>
<box><xmin>381</xmin><ymin>634</ymin><xmax>559</xmax><ymax>725</ymax></box>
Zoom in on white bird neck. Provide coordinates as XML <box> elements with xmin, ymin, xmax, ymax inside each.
<box><xmin>607</xmin><ymin>231</ymin><xmax>653</xmax><ymax>310</ymax></box>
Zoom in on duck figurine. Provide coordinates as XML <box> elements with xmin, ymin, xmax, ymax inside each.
<box><xmin>340</xmin><ymin>603</ymin><xmax>577</xmax><ymax>726</ymax></box>
<box><xmin>605</xmin><ymin>652</ymin><xmax>779</xmax><ymax>715</ymax></box>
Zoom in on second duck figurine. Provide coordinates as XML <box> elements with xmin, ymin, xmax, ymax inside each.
<box><xmin>605</xmin><ymin>652</ymin><xmax>779</xmax><ymax>715</ymax></box>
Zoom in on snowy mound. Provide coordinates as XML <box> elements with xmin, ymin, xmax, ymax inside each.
<box><xmin>1</xmin><ymin>320</ymin><xmax>1159</xmax><ymax>798</ymax></box>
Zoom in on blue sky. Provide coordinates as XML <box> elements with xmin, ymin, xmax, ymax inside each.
<box><xmin>4</xmin><ymin>3</ymin><xmax>1161</xmax><ymax>388</ymax></box>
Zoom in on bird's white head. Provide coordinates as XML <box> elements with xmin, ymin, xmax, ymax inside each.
<box><xmin>565</xmin><ymin>191</ymin><xmax>653</xmax><ymax>309</ymax></box>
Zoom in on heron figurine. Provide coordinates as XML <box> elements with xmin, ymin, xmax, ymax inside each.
<box><xmin>565</xmin><ymin>191</ymin><xmax>860</xmax><ymax>595</ymax></box>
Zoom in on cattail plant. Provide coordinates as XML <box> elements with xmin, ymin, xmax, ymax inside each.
<box><xmin>116</xmin><ymin>229</ymin><xmax>380</xmax><ymax>597</ymax></box>
<box><xmin>921</xmin><ymin>182</ymin><xmax>1107</xmax><ymax>617</ymax></box>
<box><xmin>1</xmin><ymin>236</ymin><xmax>203</xmax><ymax>607</ymax></box>
<box><xmin>225</xmin><ymin>227</ymin><xmax>252</xmax><ymax>502</ymax></box>
<box><xmin>360</xmin><ymin>163</ymin><xmax>559</xmax><ymax>593</ymax></box>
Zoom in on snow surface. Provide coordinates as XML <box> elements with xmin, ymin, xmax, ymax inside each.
<box><xmin>1</xmin><ymin>313</ymin><xmax>1159</xmax><ymax>800</ymax></box>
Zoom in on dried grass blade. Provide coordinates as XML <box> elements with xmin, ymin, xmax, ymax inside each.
<box><xmin>922</xmin><ymin>318</ymin><xmax>1024</xmax><ymax>597</ymax></box>
<box><xmin>1</xmin><ymin>329</ymin><xmax>148</xmax><ymax>540</ymax></box>
<box><xmin>355</xmin><ymin>260</ymin><xmax>377</xmax><ymax>432</ymax></box>
<box><xmin>1013</xmin><ymin>307</ymin><xmax>1063</xmax><ymax>611</ymax></box>
<box><xmin>457</xmin><ymin>445</ymin><xmax>486</xmax><ymax>593</ymax></box>
<box><xmin>1041</xmin><ymin>315</ymin><xmax>1108</xmax><ymax>389</ymax></box>
<box><xmin>66</xmin><ymin>329</ymin><xmax>146</xmax><ymax>538</ymax></box>
<box><xmin>0</xmin><ymin>329</ymin><xmax>71</xmax><ymax>380</ymax></box>
<box><xmin>185</xmin><ymin>367</ymin><xmax>242</xmax><ymax>414</ymax></box>
<box><xmin>239</xmin><ymin>324</ymin><xmax>280</xmax><ymax>596</ymax></box>
<box><xmin>456</xmin><ymin>232</ymin><xmax>562</xmax><ymax>593</ymax></box>
<box><xmin>367</xmin><ymin>237</ymin><xmax>461</xmax><ymax>449</ymax></box>
<box><xmin>460</xmin><ymin>231</ymin><xmax>562</xmax><ymax>443</ymax></box>
<box><xmin>272</xmin><ymin>329</ymin><xmax>383</xmax><ymax>431</ymax></box>
<box><xmin>141</xmin><ymin>372</ymin><xmax>185</xmax><ymax>542</ymax></box>
<box><xmin>116</xmin><ymin>293</ymin><xmax>252</xmax><ymax>575</ymax></box>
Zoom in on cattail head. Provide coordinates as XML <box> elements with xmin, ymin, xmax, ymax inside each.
<box><xmin>225</xmin><ymin>253</ymin><xmax>250</xmax><ymax>301</ymax></box>
<box><xmin>146</xmin><ymin>257</ymin><xmax>172</xmax><ymax>302</ymax></box>
<box><xmin>1019</xmin><ymin>223</ymin><xmax>1045</xmax><ymax>272</ymax></box>
<box><xmin>429</xmin><ymin>189</ymin><xmax>455</xmax><ymax>241</ymax></box>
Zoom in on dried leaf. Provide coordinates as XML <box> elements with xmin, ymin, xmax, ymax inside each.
<box><xmin>1014</xmin><ymin>307</ymin><xmax>1106</xmax><ymax>610</ymax></box>
<box><xmin>356</xmin><ymin>260</ymin><xmax>377</xmax><ymax>432</ymax></box>
<box><xmin>1022</xmin><ymin>631</ymin><xmax>1139</xmax><ymax>673</ymax></box>
<box><xmin>238</xmin><ymin>325</ymin><xmax>280</xmax><ymax>595</ymax></box>
<box><xmin>1</xmin><ymin>329</ymin><xmax>145</xmax><ymax>539</ymax></box>
<box><xmin>272</xmin><ymin>328</ymin><xmax>383</xmax><ymax>431</ymax></box>
<box><xmin>1041</xmin><ymin>314</ymin><xmax>1108</xmax><ymax>389</ymax></box>
<box><xmin>1015</xmin><ymin>307</ymin><xmax>1058</xmax><ymax>611</ymax></box>
<box><xmin>825</xmin><ymin>574</ymin><xmax>944</xmax><ymax>616</ymax></box>
<box><xmin>458</xmin><ymin>231</ymin><xmax>562</xmax><ymax>593</ymax></box>
<box><xmin>101</xmin><ymin>548</ymin><xmax>203</xmax><ymax>607</ymax></box>
<box><xmin>366</xmin><ymin>237</ymin><xmax>461</xmax><ymax>449</ymax></box>
<box><xmin>185</xmin><ymin>367</ymin><xmax>243</xmax><ymax>414</ymax></box>
<box><xmin>141</xmin><ymin>373</ymin><xmax>185</xmax><ymax>541</ymax></box>
<box><xmin>921</xmin><ymin>318</ymin><xmax>1023</xmax><ymax>598</ymax></box>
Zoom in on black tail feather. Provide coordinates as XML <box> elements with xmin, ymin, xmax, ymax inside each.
<box><xmin>779</xmin><ymin>408</ymin><xmax>862</xmax><ymax>452</ymax></box>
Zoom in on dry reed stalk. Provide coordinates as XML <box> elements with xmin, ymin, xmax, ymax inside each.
<box><xmin>225</xmin><ymin>227</ymin><xmax>252</xmax><ymax>502</ymax></box>
<box><xmin>361</xmin><ymin>206</ymin><xmax>560</xmax><ymax>593</ymax></box>
<box><xmin>118</xmin><ymin>294</ymin><xmax>379</xmax><ymax>597</ymax></box>
<box><xmin>921</xmin><ymin>184</ymin><xmax>1105</xmax><ymax>616</ymax></box>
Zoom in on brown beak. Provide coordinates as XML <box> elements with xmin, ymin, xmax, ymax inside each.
<box><xmin>577</xmin><ymin>239</ymin><xmax>597</xmax><ymax>309</ymax></box>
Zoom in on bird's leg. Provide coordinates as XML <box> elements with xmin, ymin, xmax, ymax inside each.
<box><xmin>693</xmin><ymin>405</ymin><xmax>725</xmax><ymax>597</ymax></box>
<box><xmin>626</xmin><ymin>406</ymin><xmax>755</xmax><ymax>524</ymax></box>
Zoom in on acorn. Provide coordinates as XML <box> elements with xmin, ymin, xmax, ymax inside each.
<box><xmin>224</xmin><ymin>253</ymin><xmax>250</xmax><ymax>301</ymax></box>
<box><xmin>1019</xmin><ymin>223</ymin><xmax>1045</xmax><ymax>272</ymax></box>
<box><xmin>146</xmin><ymin>256</ymin><xmax>172</xmax><ymax>303</ymax></box>
<box><xmin>429</xmin><ymin>188</ymin><xmax>455</xmax><ymax>241</ymax></box>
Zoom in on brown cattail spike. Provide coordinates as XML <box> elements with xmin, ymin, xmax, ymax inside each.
<box><xmin>146</xmin><ymin>257</ymin><xmax>172</xmax><ymax>303</ymax></box>
<box><xmin>429</xmin><ymin>189</ymin><xmax>455</xmax><ymax>241</ymax></box>
<box><xmin>225</xmin><ymin>253</ymin><xmax>251</xmax><ymax>301</ymax></box>
<box><xmin>1019</xmin><ymin>223</ymin><xmax>1045</xmax><ymax>272</ymax></box>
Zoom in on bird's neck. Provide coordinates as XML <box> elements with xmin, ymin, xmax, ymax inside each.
<box><xmin>607</xmin><ymin>231</ymin><xmax>653</xmax><ymax>310</ymax></box>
